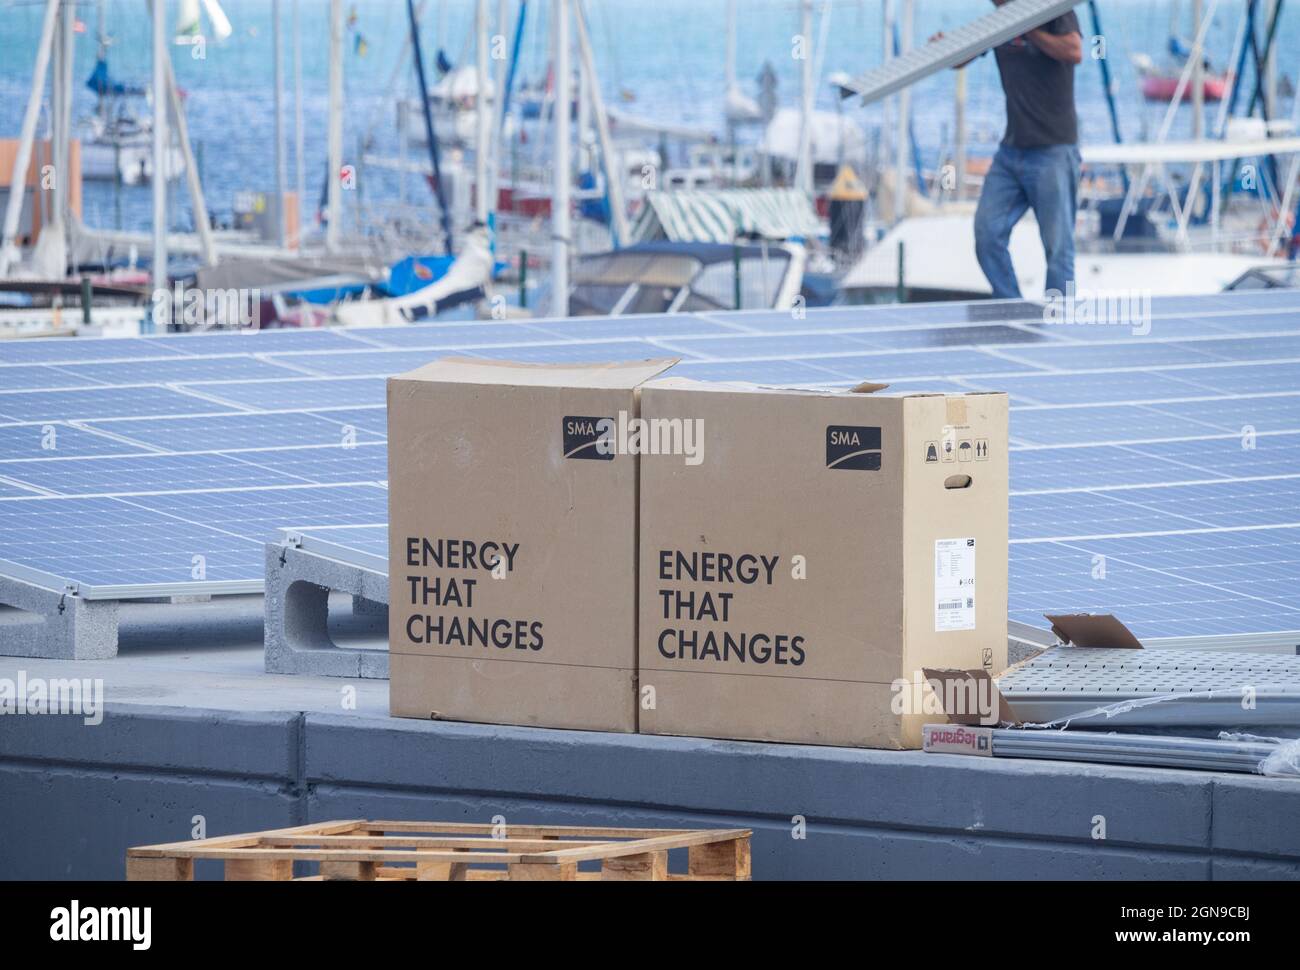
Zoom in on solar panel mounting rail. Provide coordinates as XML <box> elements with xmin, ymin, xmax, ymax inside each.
<box><xmin>838</xmin><ymin>0</ymin><xmax>1083</xmax><ymax>105</ymax></box>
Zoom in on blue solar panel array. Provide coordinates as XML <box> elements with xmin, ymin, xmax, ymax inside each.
<box><xmin>2</xmin><ymin>291</ymin><xmax>1299</xmax><ymax>642</ymax></box>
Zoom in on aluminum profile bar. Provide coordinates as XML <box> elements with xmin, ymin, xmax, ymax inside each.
<box><xmin>281</xmin><ymin>529</ymin><xmax>388</xmax><ymax>575</ymax></box>
<box><xmin>987</xmin><ymin>728</ymin><xmax>1289</xmax><ymax>774</ymax></box>
<box><xmin>838</xmin><ymin>0</ymin><xmax>1081</xmax><ymax>105</ymax></box>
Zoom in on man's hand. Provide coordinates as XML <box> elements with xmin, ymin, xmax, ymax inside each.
<box><xmin>1026</xmin><ymin>28</ymin><xmax>1082</xmax><ymax>64</ymax></box>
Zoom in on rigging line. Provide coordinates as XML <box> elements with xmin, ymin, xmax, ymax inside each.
<box><xmin>358</xmin><ymin>0</ymin><xmax>428</xmax><ymax>152</ymax></box>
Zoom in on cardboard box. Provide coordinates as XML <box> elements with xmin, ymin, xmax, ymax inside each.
<box><xmin>637</xmin><ymin>378</ymin><xmax>1009</xmax><ymax>749</ymax></box>
<box><xmin>387</xmin><ymin>357</ymin><xmax>675</xmax><ymax>732</ymax></box>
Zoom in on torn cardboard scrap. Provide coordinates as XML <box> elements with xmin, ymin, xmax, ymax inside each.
<box><xmin>1045</xmin><ymin>613</ymin><xmax>1144</xmax><ymax>650</ymax></box>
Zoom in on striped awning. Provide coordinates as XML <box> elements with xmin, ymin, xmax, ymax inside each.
<box><xmin>632</xmin><ymin>189</ymin><xmax>822</xmax><ymax>244</ymax></box>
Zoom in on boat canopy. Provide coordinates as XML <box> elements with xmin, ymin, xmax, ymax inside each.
<box><xmin>563</xmin><ymin>241</ymin><xmax>801</xmax><ymax>316</ymax></box>
<box><xmin>841</xmin><ymin>214</ymin><xmax>1288</xmax><ymax>300</ymax></box>
<box><xmin>85</xmin><ymin>58</ymin><xmax>145</xmax><ymax>97</ymax></box>
<box><xmin>1082</xmin><ymin>137</ymin><xmax>1300</xmax><ymax>166</ymax></box>
<box><xmin>758</xmin><ymin>107</ymin><xmax>867</xmax><ymax>166</ymax></box>
<box><xmin>632</xmin><ymin>188</ymin><xmax>822</xmax><ymax>245</ymax></box>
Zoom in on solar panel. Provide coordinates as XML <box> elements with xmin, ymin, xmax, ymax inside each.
<box><xmin>0</xmin><ymin>290</ymin><xmax>1298</xmax><ymax>644</ymax></box>
<box><xmin>284</xmin><ymin>524</ymin><xmax>388</xmax><ymax>572</ymax></box>
<box><xmin>0</xmin><ymin>337</ymin><xmax>192</xmax><ymax>364</ymax></box>
<box><xmin>536</xmin><ymin>316</ymin><xmax>742</xmax><ymax>340</ymax></box>
<box><xmin>226</xmin><ymin>443</ymin><xmax>388</xmax><ymax>485</ymax></box>
<box><xmin>53</xmin><ymin>356</ymin><xmax>307</xmax><ymax>385</ymax></box>
<box><xmin>0</xmin><ymin>365</ymin><xmax>107</xmax><ymax>390</ymax></box>
<box><xmin>81</xmin><ymin>411</ymin><xmax>386</xmax><ymax>452</ymax></box>
<box><xmin>126</xmin><ymin>484</ymin><xmax>389</xmax><ymax>542</ymax></box>
<box><xmin>182</xmin><ymin>376</ymin><xmax>387</xmax><ymax>410</ymax></box>
<box><xmin>0</xmin><ymin>386</ymin><xmax>241</xmax><ymax>422</ymax></box>
<box><xmin>0</xmin><ymin>452</ymin><xmax>304</xmax><ymax>496</ymax></box>
<box><xmin>305</xmin><ymin>407</ymin><xmax>388</xmax><ymax>435</ymax></box>
<box><xmin>660</xmin><ymin>332</ymin><xmax>875</xmax><ymax>359</ymax></box>
<box><xmin>0</xmin><ymin>495</ymin><xmax>266</xmax><ymax>594</ymax></box>
<box><xmin>157</xmin><ymin>329</ymin><xmax>372</xmax><ymax>355</ymax></box>
<box><xmin>265</xmin><ymin>349</ymin><xmax>450</xmax><ymax>378</ymax></box>
<box><xmin>837</xmin><ymin>0</ymin><xmax>1082</xmax><ymax>105</ymax></box>
<box><xmin>339</xmin><ymin>322</ymin><xmax>563</xmax><ymax>348</ymax></box>
<box><xmin>468</xmin><ymin>339</ymin><xmax>688</xmax><ymax>363</ymax></box>
<box><xmin>0</xmin><ymin>422</ymin><xmax>149</xmax><ymax>459</ymax></box>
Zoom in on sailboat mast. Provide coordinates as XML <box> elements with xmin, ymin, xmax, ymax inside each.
<box><xmin>551</xmin><ymin>0</ymin><xmax>571</xmax><ymax>317</ymax></box>
<box><xmin>954</xmin><ymin>66</ymin><xmax>966</xmax><ymax>203</ymax></box>
<box><xmin>796</xmin><ymin>0</ymin><xmax>813</xmax><ymax>194</ymax></box>
<box><xmin>152</xmin><ymin>0</ymin><xmax>169</xmax><ymax>325</ymax></box>
<box><xmin>407</xmin><ymin>0</ymin><xmax>453</xmax><ymax>253</ymax></box>
<box><xmin>574</xmin><ymin>0</ymin><xmax>628</xmax><ymax>245</ymax></box>
<box><xmin>326</xmin><ymin>0</ymin><xmax>343</xmax><ymax>252</ymax></box>
<box><xmin>51</xmin><ymin>3</ymin><xmax>67</xmax><ymax>242</ymax></box>
<box><xmin>98</xmin><ymin>0</ymin><xmax>109</xmax><ymax>124</ymax></box>
<box><xmin>272</xmin><ymin>0</ymin><xmax>287</xmax><ymax>247</ymax></box>
<box><xmin>475</xmin><ymin>0</ymin><xmax>491</xmax><ymax>226</ymax></box>
<box><xmin>492</xmin><ymin>0</ymin><xmax>509</xmax><ymax>215</ymax></box>
<box><xmin>293</xmin><ymin>0</ymin><xmax>305</xmax><ymax>211</ymax></box>
<box><xmin>0</xmin><ymin>0</ymin><xmax>59</xmax><ymax>278</ymax></box>
<box><xmin>1191</xmin><ymin>0</ymin><xmax>1204</xmax><ymax>138</ymax></box>
<box><xmin>726</xmin><ymin>0</ymin><xmax>736</xmax><ymax>92</ymax></box>
<box><xmin>895</xmin><ymin>0</ymin><xmax>913</xmax><ymax>222</ymax></box>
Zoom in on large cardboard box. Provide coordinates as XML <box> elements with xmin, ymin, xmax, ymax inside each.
<box><xmin>637</xmin><ymin>378</ymin><xmax>1009</xmax><ymax>749</ymax></box>
<box><xmin>387</xmin><ymin>357</ymin><xmax>675</xmax><ymax>732</ymax></box>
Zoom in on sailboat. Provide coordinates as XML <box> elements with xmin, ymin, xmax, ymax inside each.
<box><xmin>79</xmin><ymin>43</ymin><xmax>184</xmax><ymax>185</ymax></box>
<box><xmin>1133</xmin><ymin>52</ymin><xmax>1228</xmax><ymax>104</ymax></box>
<box><xmin>77</xmin><ymin>0</ymin><xmax>229</xmax><ymax>186</ymax></box>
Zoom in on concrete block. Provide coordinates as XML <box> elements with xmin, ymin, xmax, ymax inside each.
<box><xmin>2</xmin><ymin>702</ymin><xmax>1295</xmax><ymax>881</ymax></box>
<box><xmin>263</xmin><ymin>543</ymin><xmax>388</xmax><ymax>679</ymax></box>
<box><xmin>0</xmin><ymin>573</ymin><xmax>118</xmax><ymax>660</ymax></box>
<box><xmin>0</xmin><ymin>704</ymin><xmax>300</xmax><ymax>780</ymax></box>
<box><xmin>0</xmin><ymin>706</ymin><xmax>302</xmax><ymax>880</ymax></box>
<box><xmin>305</xmin><ymin>788</ymin><xmax>1210</xmax><ymax>881</ymax></box>
<box><xmin>1211</xmin><ymin>775</ymin><xmax>1300</xmax><ymax>860</ymax></box>
<box><xmin>0</xmin><ymin>765</ymin><xmax>296</xmax><ymax>880</ymax></box>
<box><xmin>1210</xmin><ymin>857</ymin><xmax>1300</xmax><ymax>880</ymax></box>
<box><xmin>352</xmin><ymin>595</ymin><xmax>388</xmax><ymax>617</ymax></box>
<box><xmin>303</xmin><ymin>715</ymin><xmax>1215</xmax><ymax>852</ymax></box>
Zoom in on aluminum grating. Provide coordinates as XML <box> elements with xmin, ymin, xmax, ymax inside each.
<box><xmin>992</xmin><ymin>647</ymin><xmax>1300</xmax><ymax>728</ymax></box>
<box><xmin>999</xmin><ymin>648</ymin><xmax>1300</xmax><ymax>695</ymax></box>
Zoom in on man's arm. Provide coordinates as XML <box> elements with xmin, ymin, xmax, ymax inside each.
<box><xmin>1026</xmin><ymin>27</ymin><xmax>1082</xmax><ymax>64</ymax></box>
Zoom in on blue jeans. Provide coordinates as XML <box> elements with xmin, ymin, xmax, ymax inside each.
<box><xmin>974</xmin><ymin>143</ymin><xmax>1080</xmax><ymax>300</ymax></box>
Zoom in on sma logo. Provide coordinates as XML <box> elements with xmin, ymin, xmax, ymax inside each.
<box><xmin>825</xmin><ymin>425</ymin><xmax>882</xmax><ymax>471</ymax></box>
<box><xmin>562</xmin><ymin>415</ymin><xmax>614</xmax><ymax>461</ymax></box>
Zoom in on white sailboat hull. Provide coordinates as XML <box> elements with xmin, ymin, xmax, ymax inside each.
<box><xmin>841</xmin><ymin>214</ymin><xmax>1286</xmax><ymax>299</ymax></box>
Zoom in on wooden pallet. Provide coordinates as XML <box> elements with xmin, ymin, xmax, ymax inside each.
<box><xmin>127</xmin><ymin>820</ymin><xmax>753</xmax><ymax>881</ymax></box>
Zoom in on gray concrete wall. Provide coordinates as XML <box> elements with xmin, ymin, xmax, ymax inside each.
<box><xmin>3</xmin><ymin>704</ymin><xmax>1299</xmax><ymax>880</ymax></box>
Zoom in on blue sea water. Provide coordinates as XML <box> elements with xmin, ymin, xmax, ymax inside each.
<box><xmin>0</xmin><ymin>0</ymin><xmax>1292</xmax><ymax>239</ymax></box>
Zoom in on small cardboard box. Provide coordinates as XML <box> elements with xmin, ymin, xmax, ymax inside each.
<box><xmin>637</xmin><ymin>378</ymin><xmax>1009</xmax><ymax>749</ymax></box>
<box><xmin>387</xmin><ymin>356</ymin><xmax>676</xmax><ymax>732</ymax></box>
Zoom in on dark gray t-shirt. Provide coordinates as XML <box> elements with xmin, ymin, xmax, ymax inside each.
<box><xmin>992</xmin><ymin>12</ymin><xmax>1081</xmax><ymax>148</ymax></box>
